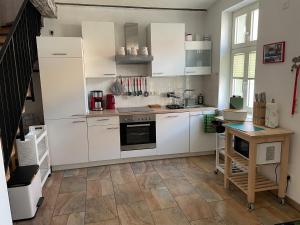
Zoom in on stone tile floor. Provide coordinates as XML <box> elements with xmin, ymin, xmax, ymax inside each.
<box><xmin>14</xmin><ymin>155</ymin><xmax>300</xmax><ymax>225</ymax></box>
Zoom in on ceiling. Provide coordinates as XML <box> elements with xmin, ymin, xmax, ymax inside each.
<box><xmin>55</xmin><ymin>0</ymin><xmax>218</xmax><ymax>10</ymax></box>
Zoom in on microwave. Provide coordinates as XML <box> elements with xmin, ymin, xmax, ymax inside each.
<box><xmin>234</xmin><ymin>137</ymin><xmax>282</xmax><ymax>165</ymax></box>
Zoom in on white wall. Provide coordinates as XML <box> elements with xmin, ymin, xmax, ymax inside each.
<box><xmin>203</xmin><ymin>0</ymin><xmax>255</xmax><ymax>108</ymax></box>
<box><xmin>208</xmin><ymin>0</ymin><xmax>300</xmax><ymax>204</ymax></box>
<box><xmin>255</xmin><ymin>0</ymin><xmax>300</xmax><ymax>204</ymax></box>
<box><xmin>42</xmin><ymin>5</ymin><xmax>210</xmax><ymax>107</ymax></box>
<box><xmin>0</xmin><ymin>0</ymin><xmax>23</xmax><ymax>25</ymax></box>
<box><xmin>0</xmin><ymin>141</ymin><xmax>13</xmax><ymax>225</ymax></box>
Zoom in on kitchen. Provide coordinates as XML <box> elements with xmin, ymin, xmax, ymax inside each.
<box><xmin>2</xmin><ymin>0</ymin><xmax>300</xmax><ymax>225</ymax></box>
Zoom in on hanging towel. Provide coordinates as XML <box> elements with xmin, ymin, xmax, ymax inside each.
<box><xmin>204</xmin><ymin>114</ymin><xmax>216</xmax><ymax>133</ymax></box>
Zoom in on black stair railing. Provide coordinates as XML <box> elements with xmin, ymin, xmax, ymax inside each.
<box><xmin>0</xmin><ymin>0</ymin><xmax>41</xmax><ymax>171</ymax></box>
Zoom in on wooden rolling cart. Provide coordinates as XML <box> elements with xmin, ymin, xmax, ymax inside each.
<box><xmin>223</xmin><ymin>123</ymin><xmax>293</xmax><ymax>210</ymax></box>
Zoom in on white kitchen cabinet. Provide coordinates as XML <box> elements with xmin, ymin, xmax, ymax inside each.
<box><xmin>87</xmin><ymin>117</ymin><xmax>121</xmax><ymax>161</ymax></box>
<box><xmin>189</xmin><ymin>111</ymin><xmax>216</xmax><ymax>153</ymax></box>
<box><xmin>185</xmin><ymin>41</ymin><xmax>212</xmax><ymax>76</ymax></box>
<box><xmin>46</xmin><ymin>118</ymin><xmax>88</xmax><ymax>166</ymax></box>
<box><xmin>156</xmin><ymin>112</ymin><xmax>189</xmax><ymax>155</ymax></box>
<box><xmin>148</xmin><ymin>23</ymin><xmax>185</xmax><ymax>77</ymax></box>
<box><xmin>37</xmin><ymin>37</ymin><xmax>86</xmax><ymax>120</ymax></box>
<box><xmin>37</xmin><ymin>37</ymin><xmax>83</xmax><ymax>58</ymax></box>
<box><xmin>82</xmin><ymin>21</ymin><xmax>117</xmax><ymax>78</ymax></box>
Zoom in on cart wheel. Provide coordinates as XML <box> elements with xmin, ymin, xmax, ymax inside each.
<box><xmin>247</xmin><ymin>203</ymin><xmax>255</xmax><ymax>211</ymax></box>
<box><xmin>279</xmin><ymin>198</ymin><xmax>285</xmax><ymax>205</ymax></box>
<box><xmin>48</xmin><ymin>173</ymin><xmax>52</xmax><ymax>177</ymax></box>
<box><xmin>214</xmin><ymin>169</ymin><xmax>219</xmax><ymax>175</ymax></box>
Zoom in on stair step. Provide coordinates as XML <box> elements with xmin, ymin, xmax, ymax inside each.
<box><xmin>0</xmin><ymin>27</ymin><xmax>10</xmax><ymax>35</ymax></box>
<box><xmin>0</xmin><ymin>35</ymin><xmax>6</xmax><ymax>45</ymax></box>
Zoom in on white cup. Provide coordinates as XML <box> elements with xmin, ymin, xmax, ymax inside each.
<box><xmin>131</xmin><ymin>47</ymin><xmax>138</xmax><ymax>56</ymax></box>
<box><xmin>118</xmin><ymin>47</ymin><xmax>126</xmax><ymax>55</ymax></box>
<box><xmin>140</xmin><ymin>47</ymin><xmax>149</xmax><ymax>56</ymax></box>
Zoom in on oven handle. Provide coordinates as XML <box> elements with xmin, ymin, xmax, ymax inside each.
<box><xmin>126</xmin><ymin>124</ymin><xmax>151</xmax><ymax>128</ymax></box>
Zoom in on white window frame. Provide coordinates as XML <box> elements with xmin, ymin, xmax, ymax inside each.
<box><xmin>230</xmin><ymin>3</ymin><xmax>259</xmax><ymax>112</ymax></box>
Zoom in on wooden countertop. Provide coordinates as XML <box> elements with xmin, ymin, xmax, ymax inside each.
<box><xmin>223</xmin><ymin>122</ymin><xmax>293</xmax><ymax>138</ymax></box>
<box><xmin>87</xmin><ymin>107</ymin><xmax>217</xmax><ymax>118</ymax></box>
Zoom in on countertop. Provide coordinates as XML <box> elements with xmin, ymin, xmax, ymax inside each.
<box><xmin>87</xmin><ymin>106</ymin><xmax>217</xmax><ymax>118</ymax></box>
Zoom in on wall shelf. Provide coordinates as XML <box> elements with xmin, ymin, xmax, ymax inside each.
<box><xmin>115</xmin><ymin>55</ymin><xmax>153</xmax><ymax>64</ymax></box>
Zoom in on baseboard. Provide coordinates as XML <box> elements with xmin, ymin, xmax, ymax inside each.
<box><xmin>52</xmin><ymin>151</ymin><xmax>215</xmax><ymax>171</ymax></box>
<box><xmin>270</xmin><ymin>190</ymin><xmax>300</xmax><ymax>212</ymax></box>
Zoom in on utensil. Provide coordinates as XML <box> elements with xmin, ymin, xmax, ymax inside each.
<box><xmin>144</xmin><ymin>77</ymin><xmax>149</xmax><ymax>97</ymax></box>
<box><xmin>139</xmin><ymin>77</ymin><xmax>143</xmax><ymax>95</ymax></box>
<box><xmin>133</xmin><ymin>77</ymin><xmax>137</xmax><ymax>96</ymax></box>
<box><xmin>127</xmin><ymin>78</ymin><xmax>131</xmax><ymax>96</ymax></box>
<box><xmin>136</xmin><ymin>77</ymin><xmax>140</xmax><ymax>96</ymax></box>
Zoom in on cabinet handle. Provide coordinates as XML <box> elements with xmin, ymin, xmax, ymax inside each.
<box><xmin>97</xmin><ymin>119</ymin><xmax>110</xmax><ymax>121</ymax></box>
<box><xmin>103</xmin><ymin>73</ymin><xmax>116</xmax><ymax>76</ymax></box>
<box><xmin>153</xmin><ymin>72</ymin><xmax>164</xmax><ymax>75</ymax></box>
<box><xmin>190</xmin><ymin>114</ymin><xmax>202</xmax><ymax>117</ymax></box>
<box><xmin>52</xmin><ymin>53</ymin><xmax>67</xmax><ymax>56</ymax></box>
<box><xmin>72</xmin><ymin>121</ymin><xmax>86</xmax><ymax>123</ymax></box>
<box><xmin>127</xmin><ymin>124</ymin><xmax>151</xmax><ymax>128</ymax></box>
<box><xmin>186</xmin><ymin>71</ymin><xmax>196</xmax><ymax>74</ymax></box>
<box><xmin>107</xmin><ymin>127</ymin><xmax>118</xmax><ymax>130</ymax></box>
<box><xmin>72</xmin><ymin>114</ymin><xmax>85</xmax><ymax>117</ymax></box>
<box><xmin>166</xmin><ymin>115</ymin><xmax>179</xmax><ymax>118</ymax></box>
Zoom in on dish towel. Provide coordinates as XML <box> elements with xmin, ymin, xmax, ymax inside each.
<box><xmin>204</xmin><ymin>114</ymin><xmax>216</xmax><ymax>133</ymax></box>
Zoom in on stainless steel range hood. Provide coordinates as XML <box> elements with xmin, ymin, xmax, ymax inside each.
<box><xmin>115</xmin><ymin>23</ymin><xmax>153</xmax><ymax>64</ymax></box>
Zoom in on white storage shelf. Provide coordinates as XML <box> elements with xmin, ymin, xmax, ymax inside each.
<box><xmin>16</xmin><ymin>125</ymin><xmax>51</xmax><ymax>187</ymax></box>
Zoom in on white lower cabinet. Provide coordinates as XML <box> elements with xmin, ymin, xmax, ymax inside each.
<box><xmin>156</xmin><ymin>112</ymin><xmax>189</xmax><ymax>155</ymax></box>
<box><xmin>189</xmin><ymin>111</ymin><xmax>216</xmax><ymax>153</ymax></box>
<box><xmin>46</xmin><ymin>118</ymin><xmax>88</xmax><ymax>166</ymax></box>
<box><xmin>87</xmin><ymin>117</ymin><xmax>120</xmax><ymax>161</ymax></box>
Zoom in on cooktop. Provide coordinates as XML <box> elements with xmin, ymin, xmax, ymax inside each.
<box><xmin>117</xmin><ymin>107</ymin><xmax>153</xmax><ymax>113</ymax></box>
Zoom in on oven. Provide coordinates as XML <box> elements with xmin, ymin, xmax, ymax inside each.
<box><xmin>120</xmin><ymin>114</ymin><xmax>156</xmax><ymax>151</ymax></box>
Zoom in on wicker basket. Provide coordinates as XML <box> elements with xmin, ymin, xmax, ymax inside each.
<box><xmin>253</xmin><ymin>102</ymin><xmax>266</xmax><ymax>125</ymax></box>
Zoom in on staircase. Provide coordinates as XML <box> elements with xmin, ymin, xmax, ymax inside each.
<box><xmin>0</xmin><ymin>25</ymin><xmax>11</xmax><ymax>48</ymax></box>
<box><xmin>0</xmin><ymin>0</ymin><xmax>41</xmax><ymax>172</ymax></box>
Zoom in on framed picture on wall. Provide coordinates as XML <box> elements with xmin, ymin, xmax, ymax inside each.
<box><xmin>263</xmin><ymin>41</ymin><xmax>285</xmax><ymax>64</ymax></box>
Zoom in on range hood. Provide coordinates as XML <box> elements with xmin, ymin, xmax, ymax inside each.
<box><xmin>115</xmin><ymin>23</ymin><xmax>153</xmax><ymax>64</ymax></box>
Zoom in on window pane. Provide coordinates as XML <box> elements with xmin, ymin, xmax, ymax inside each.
<box><xmin>247</xmin><ymin>79</ymin><xmax>255</xmax><ymax>107</ymax></box>
<box><xmin>248</xmin><ymin>51</ymin><xmax>256</xmax><ymax>78</ymax></box>
<box><xmin>234</xmin><ymin>14</ymin><xmax>247</xmax><ymax>44</ymax></box>
<box><xmin>232</xmin><ymin>79</ymin><xmax>244</xmax><ymax>97</ymax></box>
<box><xmin>250</xmin><ymin>9</ymin><xmax>259</xmax><ymax>41</ymax></box>
<box><xmin>233</xmin><ymin>53</ymin><xmax>245</xmax><ymax>78</ymax></box>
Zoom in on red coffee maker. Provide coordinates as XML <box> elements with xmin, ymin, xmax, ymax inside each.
<box><xmin>89</xmin><ymin>90</ymin><xmax>104</xmax><ymax>111</ymax></box>
<box><xmin>106</xmin><ymin>94</ymin><xmax>115</xmax><ymax>110</ymax></box>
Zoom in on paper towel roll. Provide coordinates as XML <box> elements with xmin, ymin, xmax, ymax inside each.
<box><xmin>265</xmin><ymin>102</ymin><xmax>279</xmax><ymax>128</ymax></box>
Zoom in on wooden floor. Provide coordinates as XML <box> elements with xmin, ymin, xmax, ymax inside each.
<box><xmin>14</xmin><ymin>155</ymin><xmax>300</xmax><ymax>225</ymax></box>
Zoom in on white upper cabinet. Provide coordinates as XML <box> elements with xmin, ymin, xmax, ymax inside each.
<box><xmin>37</xmin><ymin>37</ymin><xmax>83</xmax><ymax>58</ymax></box>
<box><xmin>37</xmin><ymin>37</ymin><xmax>87</xmax><ymax>120</ymax></box>
<box><xmin>82</xmin><ymin>21</ymin><xmax>117</xmax><ymax>78</ymax></box>
<box><xmin>148</xmin><ymin>23</ymin><xmax>185</xmax><ymax>77</ymax></box>
<box><xmin>185</xmin><ymin>41</ymin><xmax>212</xmax><ymax>76</ymax></box>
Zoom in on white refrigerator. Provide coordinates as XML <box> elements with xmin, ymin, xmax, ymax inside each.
<box><xmin>37</xmin><ymin>37</ymin><xmax>88</xmax><ymax>166</ymax></box>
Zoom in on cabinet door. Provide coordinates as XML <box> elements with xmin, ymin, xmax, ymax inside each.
<box><xmin>150</xmin><ymin>23</ymin><xmax>185</xmax><ymax>77</ymax></box>
<box><xmin>39</xmin><ymin>58</ymin><xmax>86</xmax><ymax>120</ymax></box>
<box><xmin>88</xmin><ymin>125</ymin><xmax>120</xmax><ymax>161</ymax></box>
<box><xmin>189</xmin><ymin>112</ymin><xmax>215</xmax><ymax>153</ymax></box>
<box><xmin>82</xmin><ymin>22</ymin><xmax>117</xmax><ymax>78</ymax></box>
<box><xmin>156</xmin><ymin>112</ymin><xmax>189</xmax><ymax>155</ymax></box>
<box><xmin>37</xmin><ymin>37</ymin><xmax>83</xmax><ymax>58</ymax></box>
<box><xmin>46</xmin><ymin>118</ymin><xmax>88</xmax><ymax>166</ymax></box>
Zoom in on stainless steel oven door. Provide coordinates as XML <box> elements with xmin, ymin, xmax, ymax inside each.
<box><xmin>120</xmin><ymin>121</ymin><xmax>156</xmax><ymax>151</ymax></box>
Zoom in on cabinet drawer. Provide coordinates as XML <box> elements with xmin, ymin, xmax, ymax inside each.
<box><xmin>37</xmin><ymin>37</ymin><xmax>83</xmax><ymax>58</ymax></box>
<box><xmin>87</xmin><ymin>116</ymin><xmax>119</xmax><ymax>126</ymax></box>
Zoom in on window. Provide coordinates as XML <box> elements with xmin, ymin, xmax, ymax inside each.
<box><xmin>231</xmin><ymin>3</ymin><xmax>259</xmax><ymax>111</ymax></box>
